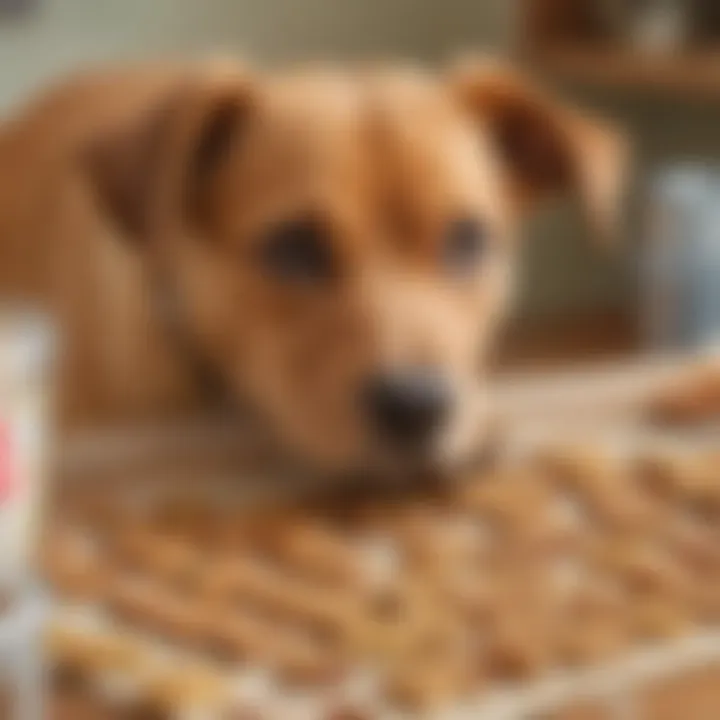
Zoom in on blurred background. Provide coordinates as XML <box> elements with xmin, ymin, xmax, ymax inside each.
<box><xmin>2</xmin><ymin>2</ymin><xmax>720</xmax><ymax>719</ymax></box>
<box><xmin>1</xmin><ymin>0</ymin><xmax>720</xmax><ymax>368</ymax></box>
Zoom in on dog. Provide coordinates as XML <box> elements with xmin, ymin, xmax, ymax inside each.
<box><xmin>0</xmin><ymin>58</ymin><xmax>626</xmax><ymax>477</ymax></box>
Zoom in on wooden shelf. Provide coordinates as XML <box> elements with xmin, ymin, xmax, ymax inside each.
<box><xmin>531</xmin><ymin>47</ymin><xmax>720</xmax><ymax>96</ymax></box>
<box><xmin>497</xmin><ymin>310</ymin><xmax>640</xmax><ymax>370</ymax></box>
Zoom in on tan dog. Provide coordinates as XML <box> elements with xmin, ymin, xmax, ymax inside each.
<box><xmin>0</xmin><ymin>59</ymin><xmax>626</xmax><ymax>476</ymax></box>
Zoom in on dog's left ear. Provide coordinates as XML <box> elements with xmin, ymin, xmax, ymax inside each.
<box><xmin>450</xmin><ymin>60</ymin><xmax>629</xmax><ymax>241</ymax></box>
<box><xmin>84</xmin><ymin>63</ymin><xmax>255</xmax><ymax>246</ymax></box>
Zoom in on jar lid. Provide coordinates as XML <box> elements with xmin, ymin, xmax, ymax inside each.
<box><xmin>0</xmin><ymin>307</ymin><xmax>56</xmax><ymax>382</ymax></box>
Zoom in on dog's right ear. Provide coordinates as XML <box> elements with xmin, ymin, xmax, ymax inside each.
<box><xmin>450</xmin><ymin>59</ymin><xmax>629</xmax><ymax>243</ymax></box>
<box><xmin>85</xmin><ymin>68</ymin><xmax>255</xmax><ymax>245</ymax></box>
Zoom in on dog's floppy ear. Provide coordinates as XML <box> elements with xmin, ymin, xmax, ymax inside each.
<box><xmin>451</xmin><ymin>59</ymin><xmax>628</xmax><ymax>240</ymax></box>
<box><xmin>85</xmin><ymin>67</ymin><xmax>254</xmax><ymax>244</ymax></box>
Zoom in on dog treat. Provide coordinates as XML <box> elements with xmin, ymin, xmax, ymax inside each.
<box><xmin>210</xmin><ymin>611</ymin><xmax>344</xmax><ymax>686</ymax></box>
<box><xmin>325</xmin><ymin>707</ymin><xmax>373</xmax><ymax>720</ymax></box>
<box><xmin>47</xmin><ymin>625</ymin><xmax>143</xmax><ymax>675</ymax></box>
<box><xmin>140</xmin><ymin>663</ymin><xmax>231</xmax><ymax>711</ymax></box>
<box><xmin>384</xmin><ymin>658</ymin><xmax>470</xmax><ymax>712</ymax></box>
<box><xmin>114</xmin><ymin>530</ymin><xmax>204</xmax><ymax>592</ymax></box>
<box><xmin>593</xmin><ymin>540</ymin><xmax>686</xmax><ymax>600</ymax></box>
<box><xmin>634</xmin><ymin>450</ymin><xmax>690</xmax><ymax>498</ymax></box>
<box><xmin>249</xmin><ymin>516</ymin><xmax>365</xmax><ymax>586</ymax></box>
<box><xmin>485</xmin><ymin>619</ymin><xmax>554</xmax><ymax>680</ymax></box>
<box><xmin>629</xmin><ymin>598</ymin><xmax>692</xmax><ymax>642</ymax></box>
<box><xmin>543</xmin><ymin>701</ymin><xmax>614</xmax><ymax>720</ymax></box>
<box><xmin>648</xmin><ymin>361</ymin><xmax>720</xmax><ymax>426</ymax></box>
<box><xmin>636</xmin><ymin>663</ymin><xmax>720</xmax><ymax>719</ymax></box>
<box><xmin>42</xmin><ymin>529</ymin><xmax>106</xmax><ymax>600</ymax></box>
<box><xmin>108</xmin><ymin>574</ymin><xmax>216</xmax><ymax>653</ymax></box>
<box><xmin>44</xmin><ymin>441</ymin><xmax>720</xmax><ymax>718</ymax></box>
<box><xmin>556</xmin><ymin>619</ymin><xmax>628</xmax><ymax>668</ymax></box>
<box><xmin>47</xmin><ymin>623</ymin><xmax>234</xmax><ymax>717</ymax></box>
<box><xmin>204</xmin><ymin>555</ymin><xmax>358</xmax><ymax>639</ymax></box>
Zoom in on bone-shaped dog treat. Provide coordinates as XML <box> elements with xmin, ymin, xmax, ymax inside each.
<box><xmin>351</xmin><ymin>575</ymin><xmax>447</xmax><ymax>661</ymax></box>
<box><xmin>42</xmin><ymin>530</ymin><xmax>106</xmax><ymax>600</ymax></box>
<box><xmin>637</xmin><ymin>450</ymin><xmax>720</xmax><ymax>509</ymax></box>
<box><xmin>533</xmin><ymin>445</ymin><xmax>619</xmax><ymax>489</ymax></box>
<box><xmin>666</xmin><ymin>520</ymin><xmax>720</xmax><ymax>575</ymax></box>
<box><xmin>385</xmin><ymin>664</ymin><xmax>470</xmax><ymax>712</ymax></box>
<box><xmin>689</xmin><ymin>581</ymin><xmax>720</xmax><ymax>623</ymax></box>
<box><xmin>384</xmin><ymin>627</ymin><xmax>475</xmax><ymax>714</ymax></box>
<box><xmin>202</xmin><ymin>555</ymin><xmax>359</xmax><ymax>643</ymax></box>
<box><xmin>107</xmin><ymin>576</ymin><xmax>210</xmax><ymax>649</ymax></box>
<box><xmin>555</xmin><ymin>615</ymin><xmax>629</xmax><ymax>667</ymax></box>
<box><xmin>208</xmin><ymin>611</ymin><xmax>345</xmax><ymax>686</ymax></box>
<box><xmin>634</xmin><ymin>452</ymin><xmax>688</xmax><ymax>499</ymax></box>
<box><xmin>48</xmin><ymin>623</ymin><xmax>233</xmax><ymax>715</ymax></box>
<box><xmin>439</xmin><ymin>574</ymin><xmax>496</xmax><ymax>622</ymax></box>
<box><xmin>593</xmin><ymin>540</ymin><xmax>686</xmax><ymax>599</ymax></box>
<box><xmin>47</xmin><ymin>625</ymin><xmax>143</xmax><ymax>675</ymax></box>
<box><xmin>139</xmin><ymin>662</ymin><xmax>231</xmax><ymax>713</ymax></box>
<box><xmin>455</xmin><ymin>470</ymin><xmax>548</xmax><ymax>530</ymax></box>
<box><xmin>249</xmin><ymin>516</ymin><xmax>365</xmax><ymax>586</ymax></box>
<box><xmin>484</xmin><ymin>620</ymin><xmax>553</xmax><ymax>681</ymax></box>
<box><xmin>649</xmin><ymin>362</ymin><xmax>720</xmax><ymax>425</ymax></box>
<box><xmin>630</xmin><ymin>597</ymin><xmax>692</xmax><ymax>642</ymax></box>
<box><xmin>114</xmin><ymin>528</ymin><xmax>203</xmax><ymax>584</ymax></box>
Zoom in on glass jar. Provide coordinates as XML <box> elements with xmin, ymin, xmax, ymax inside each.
<box><xmin>0</xmin><ymin>309</ymin><xmax>54</xmax><ymax>603</ymax></box>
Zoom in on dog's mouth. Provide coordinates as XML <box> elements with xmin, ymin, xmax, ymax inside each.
<box><xmin>237</xmin><ymin>413</ymin><xmax>485</xmax><ymax>489</ymax></box>
<box><xmin>221</xmin><ymin>366</ymin><xmax>492</xmax><ymax>485</ymax></box>
<box><xmin>327</xmin><ymin>412</ymin><xmax>498</xmax><ymax>488</ymax></box>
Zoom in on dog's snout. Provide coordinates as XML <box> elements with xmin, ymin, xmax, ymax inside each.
<box><xmin>364</xmin><ymin>370</ymin><xmax>450</xmax><ymax>447</ymax></box>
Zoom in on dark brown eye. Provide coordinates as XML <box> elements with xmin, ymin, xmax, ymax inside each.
<box><xmin>258</xmin><ymin>217</ymin><xmax>336</xmax><ymax>283</ymax></box>
<box><xmin>443</xmin><ymin>217</ymin><xmax>488</xmax><ymax>274</ymax></box>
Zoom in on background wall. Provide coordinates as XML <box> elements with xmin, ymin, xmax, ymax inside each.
<box><xmin>0</xmin><ymin>0</ymin><xmax>514</xmax><ymax>112</ymax></box>
<box><xmin>0</xmin><ymin>0</ymin><xmax>639</xmax><ymax>323</ymax></box>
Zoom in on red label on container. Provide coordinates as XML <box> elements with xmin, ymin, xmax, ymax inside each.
<box><xmin>0</xmin><ymin>424</ymin><xmax>12</xmax><ymax>503</ymax></box>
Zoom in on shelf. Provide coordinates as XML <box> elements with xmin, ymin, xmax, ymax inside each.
<box><xmin>531</xmin><ymin>47</ymin><xmax>720</xmax><ymax>97</ymax></box>
<box><xmin>497</xmin><ymin>309</ymin><xmax>639</xmax><ymax>370</ymax></box>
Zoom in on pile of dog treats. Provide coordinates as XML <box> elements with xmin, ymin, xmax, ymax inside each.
<box><xmin>43</xmin><ymin>443</ymin><xmax>720</xmax><ymax>718</ymax></box>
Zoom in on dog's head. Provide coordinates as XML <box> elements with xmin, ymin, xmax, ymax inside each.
<box><xmin>87</xmin><ymin>59</ymin><xmax>627</xmax><ymax>475</ymax></box>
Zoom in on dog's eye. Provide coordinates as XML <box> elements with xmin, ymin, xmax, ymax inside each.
<box><xmin>443</xmin><ymin>217</ymin><xmax>488</xmax><ymax>274</ymax></box>
<box><xmin>258</xmin><ymin>218</ymin><xmax>335</xmax><ymax>283</ymax></box>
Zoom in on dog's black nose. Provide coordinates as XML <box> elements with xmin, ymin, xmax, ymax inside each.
<box><xmin>364</xmin><ymin>370</ymin><xmax>450</xmax><ymax>447</ymax></box>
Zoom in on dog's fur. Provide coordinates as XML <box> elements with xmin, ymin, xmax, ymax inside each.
<box><xmin>0</xmin><ymin>58</ymin><xmax>626</xmax><ymax>475</ymax></box>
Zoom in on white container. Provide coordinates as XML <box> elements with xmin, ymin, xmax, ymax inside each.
<box><xmin>0</xmin><ymin>309</ymin><xmax>54</xmax><ymax>601</ymax></box>
<box><xmin>642</xmin><ymin>166</ymin><xmax>720</xmax><ymax>352</ymax></box>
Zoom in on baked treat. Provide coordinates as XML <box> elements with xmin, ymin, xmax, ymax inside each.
<box><xmin>648</xmin><ymin>361</ymin><xmax>720</xmax><ymax>426</ymax></box>
<box><xmin>44</xmin><ymin>442</ymin><xmax>720</xmax><ymax>718</ymax></box>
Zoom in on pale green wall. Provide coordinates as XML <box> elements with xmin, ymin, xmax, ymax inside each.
<box><xmin>0</xmin><ymin>0</ymin><xmax>634</xmax><ymax>319</ymax></box>
<box><xmin>543</xmin><ymin>88</ymin><xmax>720</xmax><ymax>320</ymax></box>
<box><xmin>0</xmin><ymin>0</ymin><xmax>510</xmax><ymax>113</ymax></box>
